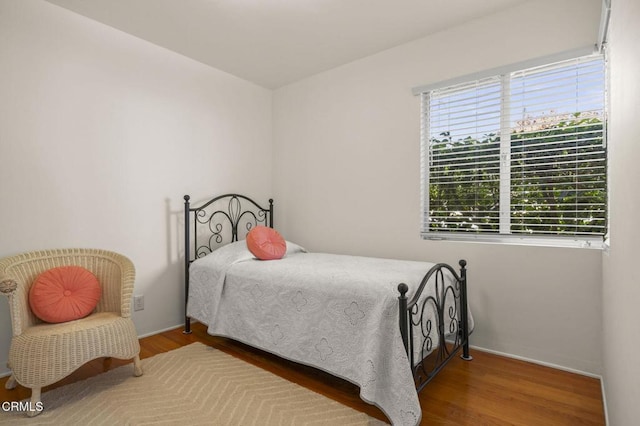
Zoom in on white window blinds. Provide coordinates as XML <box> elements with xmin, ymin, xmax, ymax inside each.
<box><xmin>421</xmin><ymin>53</ymin><xmax>607</xmax><ymax>243</ymax></box>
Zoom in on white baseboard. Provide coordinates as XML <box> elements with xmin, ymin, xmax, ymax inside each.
<box><xmin>137</xmin><ymin>323</ymin><xmax>184</xmax><ymax>339</ymax></box>
<box><xmin>470</xmin><ymin>344</ymin><xmax>602</xmax><ymax>379</ymax></box>
<box><xmin>600</xmin><ymin>376</ymin><xmax>609</xmax><ymax>425</ymax></box>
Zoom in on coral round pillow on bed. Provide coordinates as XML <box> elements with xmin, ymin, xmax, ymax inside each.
<box><xmin>246</xmin><ymin>226</ymin><xmax>287</xmax><ymax>260</ymax></box>
<box><xmin>29</xmin><ymin>266</ymin><xmax>101</xmax><ymax>323</ymax></box>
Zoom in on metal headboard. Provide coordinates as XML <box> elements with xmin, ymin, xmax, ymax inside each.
<box><xmin>183</xmin><ymin>193</ymin><xmax>273</xmax><ymax>333</ymax></box>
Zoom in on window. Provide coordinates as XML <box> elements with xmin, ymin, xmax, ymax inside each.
<box><xmin>419</xmin><ymin>53</ymin><xmax>607</xmax><ymax>248</ymax></box>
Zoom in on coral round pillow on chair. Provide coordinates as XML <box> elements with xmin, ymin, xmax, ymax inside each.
<box><xmin>246</xmin><ymin>226</ymin><xmax>287</xmax><ymax>260</ymax></box>
<box><xmin>29</xmin><ymin>266</ymin><xmax>101</xmax><ymax>323</ymax></box>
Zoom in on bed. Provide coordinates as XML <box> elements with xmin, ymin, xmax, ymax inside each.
<box><xmin>183</xmin><ymin>193</ymin><xmax>472</xmax><ymax>425</ymax></box>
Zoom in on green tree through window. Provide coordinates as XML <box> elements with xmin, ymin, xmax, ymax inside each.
<box><xmin>421</xmin><ymin>54</ymin><xmax>607</xmax><ymax>244</ymax></box>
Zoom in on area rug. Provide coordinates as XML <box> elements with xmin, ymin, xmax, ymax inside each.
<box><xmin>1</xmin><ymin>342</ymin><xmax>386</xmax><ymax>425</ymax></box>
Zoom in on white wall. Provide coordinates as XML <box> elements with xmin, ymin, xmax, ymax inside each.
<box><xmin>0</xmin><ymin>0</ymin><xmax>272</xmax><ymax>374</ymax></box>
<box><xmin>0</xmin><ymin>0</ymin><xmax>611</xmax><ymax>384</ymax></box>
<box><xmin>273</xmin><ymin>0</ymin><xmax>604</xmax><ymax>374</ymax></box>
<box><xmin>603</xmin><ymin>0</ymin><xmax>640</xmax><ymax>423</ymax></box>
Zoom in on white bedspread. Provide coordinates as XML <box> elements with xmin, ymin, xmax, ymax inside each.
<box><xmin>187</xmin><ymin>241</ymin><xmax>461</xmax><ymax>425</ymax></box>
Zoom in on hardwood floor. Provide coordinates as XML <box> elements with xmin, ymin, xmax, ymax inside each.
<box><xmin>1</xmin><ymin>322</ymin><xmax>605</xmax><ymax>425</ymax></box>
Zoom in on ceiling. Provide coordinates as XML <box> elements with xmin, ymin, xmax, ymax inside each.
<box><xmin>45</xmin><ymin>0</ymin><xmax>527</xmax><ymax>89</ymax></box>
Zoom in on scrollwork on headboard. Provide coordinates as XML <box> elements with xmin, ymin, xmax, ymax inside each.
<box><xmin>184</xmin><ymin>194</ymin><xmax>273</xmax><ymax>261</ymax></box>
<box><xmin>183</xmin><ymin>193</ymin><xmax>273</xmax><ymax>334</ymax></box>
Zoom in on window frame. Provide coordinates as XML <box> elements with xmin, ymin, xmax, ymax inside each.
<box><xmin>416</xmin><ymin>48</ymin><xmax>608</xmax><ymax>249</ymax></box>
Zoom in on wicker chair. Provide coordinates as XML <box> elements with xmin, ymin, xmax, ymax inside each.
<box><xmin>0</xmin><ymin>248</ymin><xmax>143</xmax><ymax>417</ymax></box>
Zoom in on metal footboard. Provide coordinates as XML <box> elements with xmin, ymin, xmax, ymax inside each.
<box><xmin>398</xmin><ymin>260</ymin><xmax>472</xmax><ymax>392</ymax></box>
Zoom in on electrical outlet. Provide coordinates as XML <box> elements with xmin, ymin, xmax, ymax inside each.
<box><xmin>133</xmin><ymin>295</ymin><xmax>144</xmax><ymax>311</ymax></box>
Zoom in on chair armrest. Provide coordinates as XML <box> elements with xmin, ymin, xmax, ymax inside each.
<box><xmin>0</xmin><ymin>276</ymin><xmax>18</xmax><ymax>295</ymax></box>
<box><xmin>0</xmin><ymin>274</ymin><xmax>32</xmax><ymax>336</ymax></box>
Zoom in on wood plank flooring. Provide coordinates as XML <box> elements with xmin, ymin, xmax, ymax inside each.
<box><xmin>0</xmin><ymin>322</ymin><xmax>605</xmax><ymax>425</ymax></box>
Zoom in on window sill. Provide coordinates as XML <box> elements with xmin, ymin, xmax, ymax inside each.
<box><xmin>421</xmin><ymin>232</ymin><xmax>605</xmax><ymax>249</ymax></box>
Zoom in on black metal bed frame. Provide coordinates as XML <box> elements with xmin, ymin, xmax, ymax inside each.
<box><xmin>398</xmin><ymin>261</ymin><xmax>473</xmax><ymax>392</ymax></box>
<box><xmin>183</xmin><ymin>193</ymin><xmax>471</xmax><ymax>391</ymax></box>
<box><xmin>183</xmin><ymin>193</ymin><xmax>272</xmax><ymax>334</ymax></box>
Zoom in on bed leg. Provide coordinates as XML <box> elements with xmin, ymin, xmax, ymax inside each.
<box><xmin>462</xmin><ymin>346</ymin><xmax>472</xmax><ymax>360</ymax></box>
<box><xmin>459</xmin><ymin>259</ymin><xmax>473</xmax><ymax>361</ymax></box>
